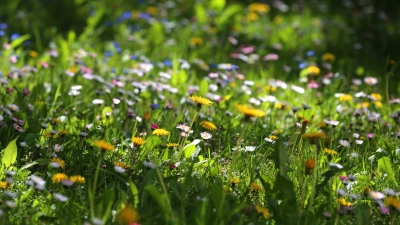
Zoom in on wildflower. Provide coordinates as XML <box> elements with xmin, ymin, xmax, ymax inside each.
<box><xmin>8</xmin><ymin>104</ymin><xmax>19</xmax><ymax>112</ymax></box>
<box><xmin>52</xmin><ymin>173</ymin><xmax>69</xmax><ymax>183</ymax></box>
<box><xmin>118</xmin><ymin>205</ymin><xmax>140</xmax><ymax>224</ymax></box>
<box><xmin>370</xmin><ymin>93</ymin><xmax>382</xmax><ymax>101</ymax></box>
<box><xmin>132</xmin><ymin>137</ymin><xmax>145</xmax><ymax>147</ymax></box>
<box><xmin>50</xmin><ymin>158</ymin><xmax>65</xmax><ymax>168</ymax></box>
<box><xmin>229</xmin><ymin>178</ymin><xmax>240</xmax><ymax>185</ymax></box>
<box><xmin>166</xmin><ymin>143</ymin><xmax>179</xmax><ymax>148</ymax></box>
<box><xmin>150</xmin><ymin>123</ymin><xmax>159</xmax><ymax>130</ymax></box>
<box><xmin>94</xmin><ymin>140</ymin><xmax>115</xmax><ymax>151</ymax></box>
<box><xmin>53</xmin><ymin>193</ymin><xmax>68</xmax><ymax>202</ymax></box>
<box><xmin>385</xmin><ymin>197</ymin><xmax>400</xmax><ymax>209</ymax></box>
<box><xmin>255</xmin><ymin>205</ymin><xmax>270</xmax><ymax>219</ymax></box>
<box><xmin>114</xmin><ymin>161</ymin><xmax>130</xmax><ymax>169</ymax></box>
<box><xmin>328</xmin><ymin>162</ymin><xmax>344</xmax><ymax>170</ymax></box>
<box><xmin>53</xmin><ymin>144</ymin><xmax>63</xmax><ymax>152</ymax></box>
<box><xmin>176</xmin><ymin>124</ymin><xmax>190</xmax><ymax>132</ymax></box>
<box><xmin>114</xmin><ymin>166</ymin><xmax>126</xmax><ymax>174</ymax></box>
<box><xmin>200</xmin><ymin>121</ymin><xmax>217</xmax><ymax>131</ymax></box>
<box><xmin>305</xmin><ymin>159</ymin><xmax>316</xmax><ymax>175</ymax></box>
<box><xmin>235</xmin><ymin>104</ymin><xmax>266</xmax><ymax>118</ymax></box>
<box><xmin>339</xmin><ymin>94</ymin><xmax>352</xmax><ymax>102</ymax></box>
<box><xmin>152</xmin><ymin>129</ymin><xmax>170</xmax><ymax>136</ymax></box>
<box><xmin>190</xmin><ymin>37</ymin><xmax>203</xmax><ymax>46</ymax></box>
<box><xmin>200</xmin><ymin>132</ymin><xmax>212</xmax><ymax>140</ymax></box>
<box><xmin>337</xmin><ymin>198</ymin><xmax>352</xmax><ymax>207</ymax></box>
<box><xmin>248</xmin><ymin>3</ymin><xmax>270</xmax><ymax>13</ymax></box>
<box><xmin>249</xmin><ymin>182</ymin><xmax>264</xmax><ymax>193</ymax></box>
<box><xmin>370</xmin><ymin>191</ymin><xmax>385</xmax><ymax>200</ymax></box>
<box><xmin>0</xmin><ymin>181</ymin><xmax>8</xmax><ymax>189</ymax></box>
<box><xmin>13</xmin><ymin>124</ymin><xmax>25</xmax><ymax>132</ymax></box>
<box><xmin>322</xmin><ymin>53</ymin><xmax>335</xmax><ymax>62</ymax></box>
<box><xmin>364</xmin><ymin>77</ymin><xmax>378</xmax><ymax>86</ymax></box>
<box><xmin>324</xmin><ymin>148</ymin><xmax>338</xmax><ymax>155</ymax></box>
<box><xmin>244</xmin><ymin>146</ymin><xmax>256</xmax><ymax>152</ymax></box>
<box><xmin>307</xmin><ymin>66</ymin><xmax>320</xmax><ymax>75</ymax></box>
<box><xmin>69</xmin><ymin>175</ymin><xmax>85</xmax><ymax>184</ymax></box>
<box><xmin>189</xmin><ymin>96</ymin><xmax>213</xmax><ymax>108</ymax></box>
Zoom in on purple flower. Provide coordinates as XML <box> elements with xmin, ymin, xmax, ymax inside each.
<box><xmin>13</xmin><ymin>124</ymin><xmax>25</xmax><ymax>132</ymax></box>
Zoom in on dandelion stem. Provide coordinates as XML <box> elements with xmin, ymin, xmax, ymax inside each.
<box><xmin>181</xmin><ymin>110</ymin><xmax>198</xmax><ymax>149</ymax></box>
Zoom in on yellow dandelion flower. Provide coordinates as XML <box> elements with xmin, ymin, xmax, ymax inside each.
<box><xmin>249</xmin><ymin>182</ymin><xmax>264</xmax><ymax>193</ymax></box>
<box><xmin>132</xmin><ymin>137</ymin><xmax>145</xmax><ymax>147</ymax></box>
<box><xmin>114</xmin><ymin>161</ymin><xmax>130</xmax><ymax>169</ymax></box>
<box><xmin>146</xmin><ymin>6</ymin><xmax>158</xmax><ymax>15</ymax></box>
<box><xmin>337</xmin><ymin>198</ymin><xmax>352</xmax><ymax>207</ymax></box>
<box><xmin>200</xmin><ymin>121</ymin><xmax>217</xmax><ymax>131</ymax></box>
<box><xmin>324</xmin><ymin>148</ymin><xmax>338</xmax><ymax>155</ymax></box>
<box><xmin>229</xmin><ymin>178</ymin><xmax>240</xmax><ymax>185</ymax></box>
<box><xmin>235</xmin><ymin>104</ymin><xmax>266</xmax><ymax>118</ymax></box>
<box><xmin>29</xmin><ymin>51</ymin><xmax>39</xmax><ymax>58</ymax></box>
<box><xmin>247</xmin><ymin>12</ymin><xmax>259</xmax><ymax>21</ymax></box>
<box><xmin>166</xmin><ymin>143</ymin><xmax>179</xmax><ymax>148</ymax></box>
<box><xmin>386</xmin><ymin>197</ymin><xmax>400</xmax><ymax>209</ymax></box>
<box><xmin>0</xmin><ymin>181</ymin><xmax>8</xmax><ymax>189</ymax></box>
<box><xmin>50</xmin><ymin>158</ymin><xmax>65</xmax><ymax>168</ymax></box>
<box><xmin>373</xmin><ymin>101</ymin><xmax>382</xmax><ymax>108</ymax></box>
<box><xmin>248</xmin><ymin>3</ymin><xmax>270</xmax><ymax>13</ymax></box>
<box><xmin>339</xmin><ymin>94</ymin><xmax>352</xmax><ymax>102</ymax></box>
<box><xmin>190</xmin><ymin>37</ymin><xmax>203</xmax><ymax>46</ymax></box>
<box><xmin>118</xmin><ymin>205</ymin><xmax>140</xmax><ymax>224</ymax></box>
<box><xmin>52</xmin><ymin>173</ymin><xmax>69</xmax><ymax>183</ymax></box>
<box><xmin>189</xmin><ymin>96</ymin><xmax>213</xmax><ymax>107</ymax></box>
<box><xmin>94</xmin><ymin>140</ymin><xmax>115</xmax><ymax>151</ymax></box>
<box><xmin>255</xmin><ymin>205</ymin><xmax>270</xmax><ymax>219</ymax></box>
<box><xmin>153</xmin><ymin>129</ymin><xmax>170</xmax><ymax>136</ymax></box>
<box><xmin>322</xmin><ymin>53</ymin><xmax>335</xmax><ymax>62</ymax></box>
<box><xmin>70</xmin><ymin>175</ymin><xmax>85</xmax><ymax>184</ymax></box>
<box><xmin>356</xmin><ymin>102</ymin><xmax>370</xmax><ymax>109</ymax></box>
<box><xmin>370</xmin><ymin>93</ymin><xmax>382</xmax><ymax>101</ymax></box>
<box><xmin>307</xmin><ymin>66</ymin><xmax>321</xmax><ymax>75</ymax></box>
<box><xmin>269</xmin><ymin>135</ymin><xmax>278</xmax><ymax>140</ymax></box>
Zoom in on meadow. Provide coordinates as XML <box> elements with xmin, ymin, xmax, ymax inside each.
<box><xmin>0</xmin><ymin>0</ymin><xmax>400</xmax><ymax>224</ymax></box>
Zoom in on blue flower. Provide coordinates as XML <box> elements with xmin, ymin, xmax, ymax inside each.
<box><xmin>10</xmin><ymin>33</ymin><xmax>20</xmax><ymax>41</ymax></box>
<box><xmin>163</xmin><ymin>59</ymin><xmax>172</xmax><ymax>67</ymax></box>
<box><xmin>306</xmin><ymin>51</ymin><xmax>315</xmax><ymax>57</ymax></box>
<box><xmin>150</xmin><ymin>103</ymin><xmax>160</xmax><ymax>110</ymax></box>
<box><xmin>298</xmin><ymin>62</ymin><xmax>308</xmax><ymax>69</ymax></box>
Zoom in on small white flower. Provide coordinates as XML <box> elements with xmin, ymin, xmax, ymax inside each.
<box><xmin>328</xmin><ymin>162</ymin><xmax>343</xmax><ymax>169</ymax></box>
<box><xmin>53</xmin><ymin>144</ymin><xmax>63</xmax><ymax>152</ymax></box>
<box><xmin>200</xmin><ymin>132</ymin><xmax>212</xmax><ymax>140</ymax></box>
<box><xmin>244</xmin><ymin>146</ymin><xmax>256</xmax><ymax>152</ymax></box>
<box><xmin>53</xmin><ymin>193</ymin><xmax>68</xmax><ymax>202</ymax></box>
<box><xmin>114</xmin><ymin>166</ymin><xmax>126</xmax><ymax>174</ymax></box>
<box><xmin>143</xmin><ymin>161</ymin><xmax>155</xmax><ymax>169</ymax></box>
<box><xmin>92</xmin><ymin>99</ymin><xmax>104</xmax><ymax>105</ymax></box>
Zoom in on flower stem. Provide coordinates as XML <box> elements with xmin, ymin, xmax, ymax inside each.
<box><xmin>90</xmin><ymin>150</ymin><xmax>105</xmax><ymax>218</ymax></box>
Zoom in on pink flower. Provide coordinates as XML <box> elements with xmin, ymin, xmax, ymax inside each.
<box><xmin>307</xmin><ymin>80</ymin><xmax>319</xmax><ymax>89</ymax></box>
<box><xmin>263</xmin><ymin>53</ymin><xmax>279</xmax><ymax>61</ymax></box>
<box><xmin>40</xmin><ymin>62</ymin><xmax>49</xmax><ymax>68</ymax></box>
<box><xmin>364</xmin><ymin>77</ymin><xmax>378</xmax><ymax>86</ymax></box>
<box><xmin>240</xmin><ymin>45</ymin><xmax>255</xmax><ymax>54</ymax></box>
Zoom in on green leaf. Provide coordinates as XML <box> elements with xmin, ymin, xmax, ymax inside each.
<box><xmin>10</xmin><ymin>34</ymin><xmax>31</xmax><ymax>49</ymax></box>
<box><xmin>378</xmin><ymin>157</ymin><xmax>399</xmax><ymax>187</ymax></box>
<box><xmin>215</xmin><ymin>4</ymin><xmax>242</xmax><ymax>27</ymax></box>
<box><xmin>144</xmin><ymin>185</ymin><xmax>168</xmax><ymax>213</ymax></box>
<box><xmin>140</xmin><ymin>136</ymin><xmax>161</xmax><ymax>160</ymax></box>
<box><xmin>129</xmin><ymin>181</ymin><xmax>139</xmax><ymax>208</ymax></box>
<box><xmin>195</xmin><ymin>4</ymin><xmax>207</xmax><ymax>24</ymax></box>
<box><xmin>210</xmin><ymin>0</ymin><xmax>226</xmax><ymax>11</ymax></box>
<box><xmin>1</xmin><ymin>137</ymin><xmax>18</xmax><ymax>168</ymax></box>
<box><xmin>199</xmin><ymin>79</ymin><xmax>209</xmax><ymax>96</ymax></box>
<box><xmin>354</xmin><ymin>204</ymin><xmax>371</xmax><ymax>225</ymax></box>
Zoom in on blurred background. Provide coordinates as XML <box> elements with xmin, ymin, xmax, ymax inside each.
<box><xmin>1</xmin><ymin>0</ymin><xmax>399</xmax><ymax>84</ymax></box>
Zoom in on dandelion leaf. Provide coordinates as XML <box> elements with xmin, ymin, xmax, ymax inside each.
<box><xmin>1</xmin><ymin>137</ymin><xmax>18</xmax><ymax>168</ymax></box>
